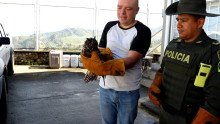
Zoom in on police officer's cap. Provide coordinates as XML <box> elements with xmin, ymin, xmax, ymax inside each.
<box><xmin>165</xmin><ymin>0</ymin><xmax>220</xmax><ymax>17</ymax></box>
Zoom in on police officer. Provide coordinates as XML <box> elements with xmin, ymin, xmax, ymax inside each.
<box><xmin>148</xmin><ymin>0</ymin><xmax>220</xmax><ymax>123</ymax></box>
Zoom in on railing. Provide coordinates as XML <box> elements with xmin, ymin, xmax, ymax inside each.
<box><xmin>145</xmin><ymin>28</ymin><xmax>163</xmax><ymax>56</ymax></box>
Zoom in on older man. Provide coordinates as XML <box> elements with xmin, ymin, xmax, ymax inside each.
<box><xmin>81</xmin><ymin>0</ymin><xmax>151</xmax><ymax>123</ymax></box>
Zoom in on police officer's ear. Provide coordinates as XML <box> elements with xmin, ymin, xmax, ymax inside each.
<box><xmin>197</xmin><ymin>18</ymin><xmax>205</xmax><ymax>29</ymax></box>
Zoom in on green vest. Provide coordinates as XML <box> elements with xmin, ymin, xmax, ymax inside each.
<box><xmin>161</xmin><ymin>35</ymin><xmax>215</xmax><ymax>111</ymax></box>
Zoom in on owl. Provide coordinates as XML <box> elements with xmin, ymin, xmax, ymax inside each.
<box><xmin>81</xmin><ymin>37</ymin><xmax>103</xmax><ymax>83</ymax></box>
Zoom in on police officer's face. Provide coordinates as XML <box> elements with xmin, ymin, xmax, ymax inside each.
<box><xmin>176</xmin><ymin>14</ymin><xmax>205</xmax><ymax>42</ymax></box>
<box><xmin>117</xmin><ymin>0</ymin><xmax>139</xmax><ymax>28</ymax></box>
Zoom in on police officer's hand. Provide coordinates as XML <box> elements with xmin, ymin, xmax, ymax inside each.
<box><xmin>192</xmin><ymin>108</ymin><xmax>220</xmax><ymax>124</ymax></box>
<box><xmin>148</xmin><ymin>72</ymin><xmax>162</xmax><ymax>107</ymax></box>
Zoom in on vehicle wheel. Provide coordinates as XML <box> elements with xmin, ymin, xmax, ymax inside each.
<box><xmin>7</xmin><ymin>58</ymin><xmax>14</xmax><ymax>76</ymax></box>
<box><xmin>0</xmin><ymin>76</ymin><xmax>8</xmax><ymax>124</ymax></box>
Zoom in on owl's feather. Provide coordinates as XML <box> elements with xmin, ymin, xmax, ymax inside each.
<box><xmin>81</xmin><ymin>37</ymin><xmax>104</xmax><ymax>83</ymax></box>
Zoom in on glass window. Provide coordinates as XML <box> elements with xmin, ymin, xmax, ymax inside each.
<box><xmin>210</xmin><ymin>5</ymin><xmax>218</xmax><ymax>14</ymax></box>
<box><xmin>0</xmin><ymin>0</ymin><xmax>35</xmax><ymax>4</ymax></box>
<box><xmin>0</xmin><ymin>3</ymin><xmax>35</xmax><ymax>49</ymax></box>
<box><xmin>0</xmin><ymin>0</ymin><xmax>165</xmax><ymax>50</ymax></box>
<box><xmin>39</xmin><ymin>6</ymin><xmax>94</xmax><ymax>51</ymax></box>
<box><xmin>136</xmin><ymin>12</ymin><xmax>148</xmax><ymax>26</ymax></box>
<box><xmin>139</xmin><ymin>0</ymin><xmax>149</xmax><ymax>13</ymax></box>
<box><xmin>96</xmin><ymin>10</ymin><xmax>117</xmax><ymax>40</ymax></box>
<box><xmin>147</xmin><ymin>14</ymin><xmax>163</xmax><ymax>29</ymax></box>
<box><xmin>208</xmin><ymin>17</ymin><xmax>217</xmax><ymax>31</ymax></box>
<box><xmin>216</xmin><ymin>33</ymin><xmax>220</xmax><ymax>39</ymax></box>
<box><xmin>96</xmin><ymin>0</ymin><xmax>117</xmax><ymax>10</ymax></box>
<box><xmin>39</xmin><ymin>0</ymin><xmax>95</xmax><ymax>8</ymax></box>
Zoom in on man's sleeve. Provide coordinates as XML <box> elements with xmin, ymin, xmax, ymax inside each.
<box><xmin>99</xmin><ymin>21</ymin><xmax>118</xmax><ymax>48</ymax></box>
<box><xmin>130</xmin><ymin>25</ymin><xmax>151</xmax><ymax>56</ymax></box>
<box><xmin>98</xmin><ymin>25</ymin><xmax>108</xmax><ymax>48</ymax></box>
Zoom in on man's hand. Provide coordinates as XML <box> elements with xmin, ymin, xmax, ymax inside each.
<box><xmin>80</xmin><ymin>51</ymin><xmax>125</xmax><ymax>76</ymax></box>
<box><xmin>148</xmin><ymin>72</ymin><xmax>163</xmax><ymax>107</ymax></box>
<box><xmin>100</xmin><ymin>48</ymin><xmax>113</xmax><ymax>61</ymax></box>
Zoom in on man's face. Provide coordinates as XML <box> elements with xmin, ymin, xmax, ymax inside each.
<box><xmin>176</xmin><ymin>14</ymin><xmax>205</xmax><ymax>42</ymax></box>
<box><xmin>117</xmin><ymin>0</ymin><xmax>139</xmax><ymax>28</ymax></box>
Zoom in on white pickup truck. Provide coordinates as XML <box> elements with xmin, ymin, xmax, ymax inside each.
<box><xmin>0</xmin><ymin>23</ymin><xmax>14</xmax><ymax>124</ymax></box>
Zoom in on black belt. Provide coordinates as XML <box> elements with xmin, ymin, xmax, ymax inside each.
<box><xmin>162</xmin><ymin>103</ymin><xmax>199</xmax><ymax>115</ymax></box>
<box><xmin>162</xmin><ymin>103</ymin><xmax>199</xmax><ymax>123</ymax></box>
<box><xmin>162</xmin><ymin>103</ymin><xmax>184</xmax><ymax>115</ymax></box>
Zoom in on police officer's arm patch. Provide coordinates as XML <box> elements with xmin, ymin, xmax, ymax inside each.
<box><xmin>217</xmin><ymin>50</ymin><xmax>220</xmax><ymax>60</ymax></box>
<box><xmin>217</xmin><ymin>50</ymin><xmax>220</xmax><ymax>72</ymax></box>
<box><xmin>218</xmin><ymin>62</ymin><xmax>220</xmax><ymax>72</ymax></box>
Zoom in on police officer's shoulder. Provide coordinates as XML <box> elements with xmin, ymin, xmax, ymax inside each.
<box><xmin>211</xmin><ymin>40</ymin><xmax>220</xmax><ymax>61</ymax></box>
<box><xmin>212</xmin><ymin>41</ymin><xmax>220</xmax><ymax>46</ymax></box>
<box><xmin>216</xmin><ymin>49</ymin><xmax>220</xmax><ymax>61</ymax></box>
<box><xmin>170</xmin><ymin>37</ymin><xmax>182</xmax><ymax>43</ymax></box>
<box><xmin>211</xmin><ymin>40</ymin><xmax>220</xmax><ymax>50</ymax></box>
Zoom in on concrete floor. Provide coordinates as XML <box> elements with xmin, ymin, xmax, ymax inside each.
<box><xmin>7</xmin><ymin>65</ymin><xmax>158</xmax><ymax>124</ymax></box>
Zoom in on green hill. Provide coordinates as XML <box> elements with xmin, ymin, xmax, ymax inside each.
<box><xmin>12</xmin><ymin>26</ymin><xmax>163</xmax><ymax>51</ymax></box>
<box><xmin>12</xmin><ymin>28</ymin><xmax>97</xmax><ymax>51</ymax></box>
